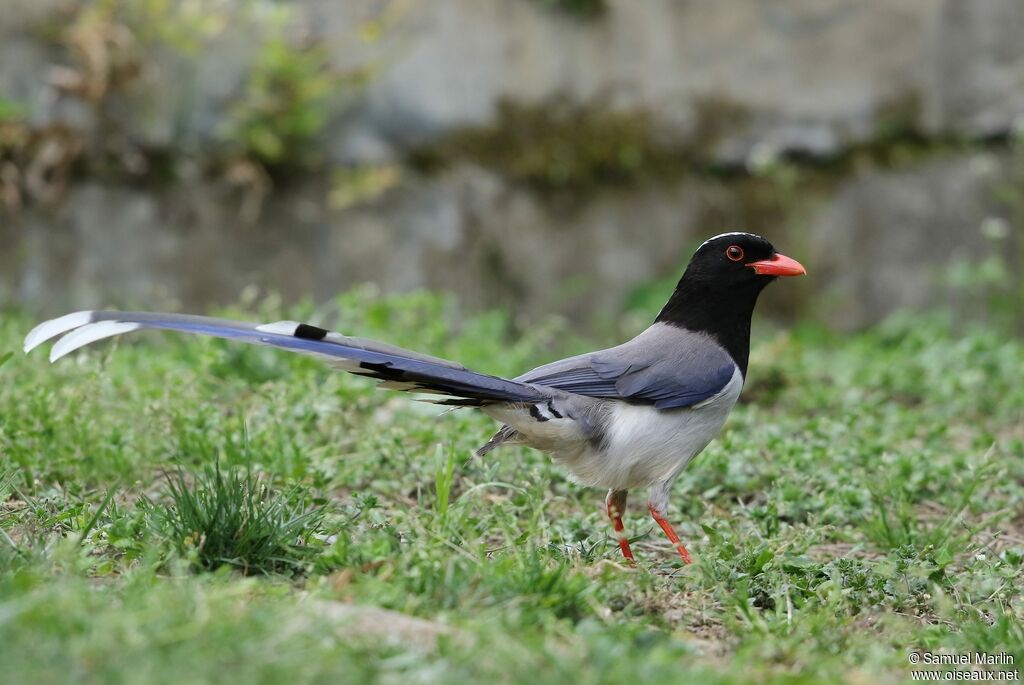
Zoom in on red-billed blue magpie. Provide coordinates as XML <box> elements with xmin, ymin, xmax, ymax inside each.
<box><xmin>24</xmin><ymin>232</ymin><xmax>805</xmax><ymax>563</ymax></box>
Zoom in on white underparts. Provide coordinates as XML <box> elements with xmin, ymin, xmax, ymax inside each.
<box><xmin>484</xmin><ymin>367</ymin><xmax>743</xmax><ymax>491</ymax></box>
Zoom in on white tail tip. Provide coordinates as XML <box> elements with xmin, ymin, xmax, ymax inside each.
<box><xmin>24</xmin><ymin>311</ymin><xmax>96</xmax><ymax>353</ymax></box>
<box><xmin>49</xmin><ymin>321</ymin><xmax>141</xmax><ymax>362</ymax></box>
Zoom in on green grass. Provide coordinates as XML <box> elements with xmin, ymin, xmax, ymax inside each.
<box><xmin>1</xmin><ymin>290</ymin><xmax>1023</xmax><ymax>684</ymax></box>
<box><xmin>148</xmin><ymin>457</ymin><xmax>328</xmax><ymax>576</ymax></box>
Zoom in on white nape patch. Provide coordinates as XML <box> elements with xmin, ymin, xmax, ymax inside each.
<box><xmin>255</xmin><ymin>321</ymin><xmax>302</xmax><ymax>336</ymax></box>
<box><xmin>24</xmin><ymin>311</ymin><xmax>95</xmax><ymax>353</ymax></box>
<box><xmin>49</xmin><ymin>322</ymin><xmax>141</xmax><ymax>362</ymax></box>
<box><xmin>697</xmin><ymin>231</ymin><xmax>755</xmax><ymax>251</ymax></box>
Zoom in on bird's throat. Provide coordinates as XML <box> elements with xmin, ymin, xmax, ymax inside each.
<box><xmin>654</xmin><ymin>279</ymin><xmax>766</xmax><ymax>376</ymax></box>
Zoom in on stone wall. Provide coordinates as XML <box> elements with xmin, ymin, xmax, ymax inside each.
<box><xmin>2</xmin><ymin>0</ymin><xmax>1022</xmax><ymax>330</ymax></box>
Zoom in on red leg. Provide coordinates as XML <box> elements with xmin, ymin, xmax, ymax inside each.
<box><xmin>648</xmin><ymin>503</ymin><xmax>692</xmax><ymax>564</ymax></box>
<box><xmin>605</xmin><ymin>489</ymin><xmax>634</xmax><ymax>562</ymax></box>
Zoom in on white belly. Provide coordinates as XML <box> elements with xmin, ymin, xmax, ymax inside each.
<box><xmin>485</xmin><ymin>368</ymin><xmax>743</xmax><ymax>490</ymax></box>
<box><xmin>577</xmin><ymin>395</ymin><xmax>734</xmax><ymax>488</ymax></box>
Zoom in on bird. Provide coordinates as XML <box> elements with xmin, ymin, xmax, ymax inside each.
<box><xmin>24</xmin><ymin>232</ymin><xmax>805</xmax><ymax>564</ymax></box>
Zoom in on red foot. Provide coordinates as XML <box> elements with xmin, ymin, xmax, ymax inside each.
<box><xmin>648</xmin><ymin>503</ymin><xmax>693</xmax><ymax>564</ymax></box>
<box><xmin>606</xmin><ymin>490</ymin><xmax>635</xmax><ymax>562</ymax></box>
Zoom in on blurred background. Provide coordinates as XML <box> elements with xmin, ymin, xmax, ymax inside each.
<box><xmin>1</xmin><ymin>0</ymin><xmax>1022</xmax><ymax>335</ymax></box>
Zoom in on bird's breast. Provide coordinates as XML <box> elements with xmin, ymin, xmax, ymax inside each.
<box><xmin>480</xmin><ymin>368</ymin><xmax>743</xmax><ymax>490</ymax></box>
<box><xmin>561</xmin><ymin>367</ymin><xmax>743</xmax><ymax>489</ymax></box>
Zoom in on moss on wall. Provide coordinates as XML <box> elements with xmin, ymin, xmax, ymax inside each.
<box><xmin>408</xmin><ymin>92</ymin><xmax>985</xmax><ymax>203</ymax></box>
<box><xmin>409</xmin><ymin>98</ymin><xmax>742</xmax><ymax>196</ymax></box>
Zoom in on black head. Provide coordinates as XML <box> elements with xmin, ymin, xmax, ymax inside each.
<box><xmin>655</xmin><ymin>232</ymin><xmax>805</xmax><ymax>374</ymax></box>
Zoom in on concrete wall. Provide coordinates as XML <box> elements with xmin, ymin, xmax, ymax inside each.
<box><xmin>2</xmin><ymin>0</ymin><xmax>1022</xmax><ymax>329</ymax></box>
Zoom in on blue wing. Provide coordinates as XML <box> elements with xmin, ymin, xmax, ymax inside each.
<box><xmin>516</xmin><ymin>324</ymin><xmax>738</xmax><ymax>409</ymax></box>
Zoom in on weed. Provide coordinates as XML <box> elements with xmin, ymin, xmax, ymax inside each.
<box><xmin>224</xmin><ymin>35</ymin><xmax>365</xmax><ymax>170</ymax></box>
<box><xmin>147</xmin><ymin>459</ymin><xmax>328</xmax><ymax>575</ymax></box>
<box><xmin>433</xmin><ymin>443</ymin><xmax>457</xmax><ymax>525</ymax></box>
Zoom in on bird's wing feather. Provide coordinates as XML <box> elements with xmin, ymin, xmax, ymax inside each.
<box><xmin>25</xmin><ymin>310</ymin><xmax>546</xmax><ymax>404</ymax></box>
<box><xmin>516</xmin><ymin>323</ymin><xmax>737</xmax><ymax>409</ymax></box>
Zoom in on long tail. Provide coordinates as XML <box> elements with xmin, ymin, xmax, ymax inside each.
<box><xmin>24</xmin><ymin>311</ymin><xmax>545</xmax><ymax>405</ymax></box>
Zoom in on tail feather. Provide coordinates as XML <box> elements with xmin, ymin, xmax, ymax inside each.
<box><xmin>24</xmin><ymin>310</ymin><xmax>546</xmax><ymax>405</ymax></box>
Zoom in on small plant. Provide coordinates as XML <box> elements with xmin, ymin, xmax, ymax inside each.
<box><xmin>0</xmin><ymin>99</ymin><xmax>26</xmax><ymax>123</ymax></box>
<box><xmin>433</xmin><ymin>443</ymin><xmax>457</xmax><ymax>525</ymax></box>
<box><xmin>0</xmin><ymin>470</ymin><xmax>17</xmax><ymax>553</ymax></box>
<box><xmin>328</xmin><ymin>164</ymin><xmax>401</xmax><ymax>210</ymax></box>
<box><xmin>150</xmin><ymin>461</ymin><xmax>328</xmax><ymax>576</ymax></box>
<box><xmin>224</xmin><ymin>35</ymin><xmax>366</xmax><ymax>170</ymax></box>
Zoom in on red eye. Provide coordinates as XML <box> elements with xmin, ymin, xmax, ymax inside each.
<box><xmin>726</xmin><ymin>245</ymin><xmax>744</xmax><ymax>261</ymax></box>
